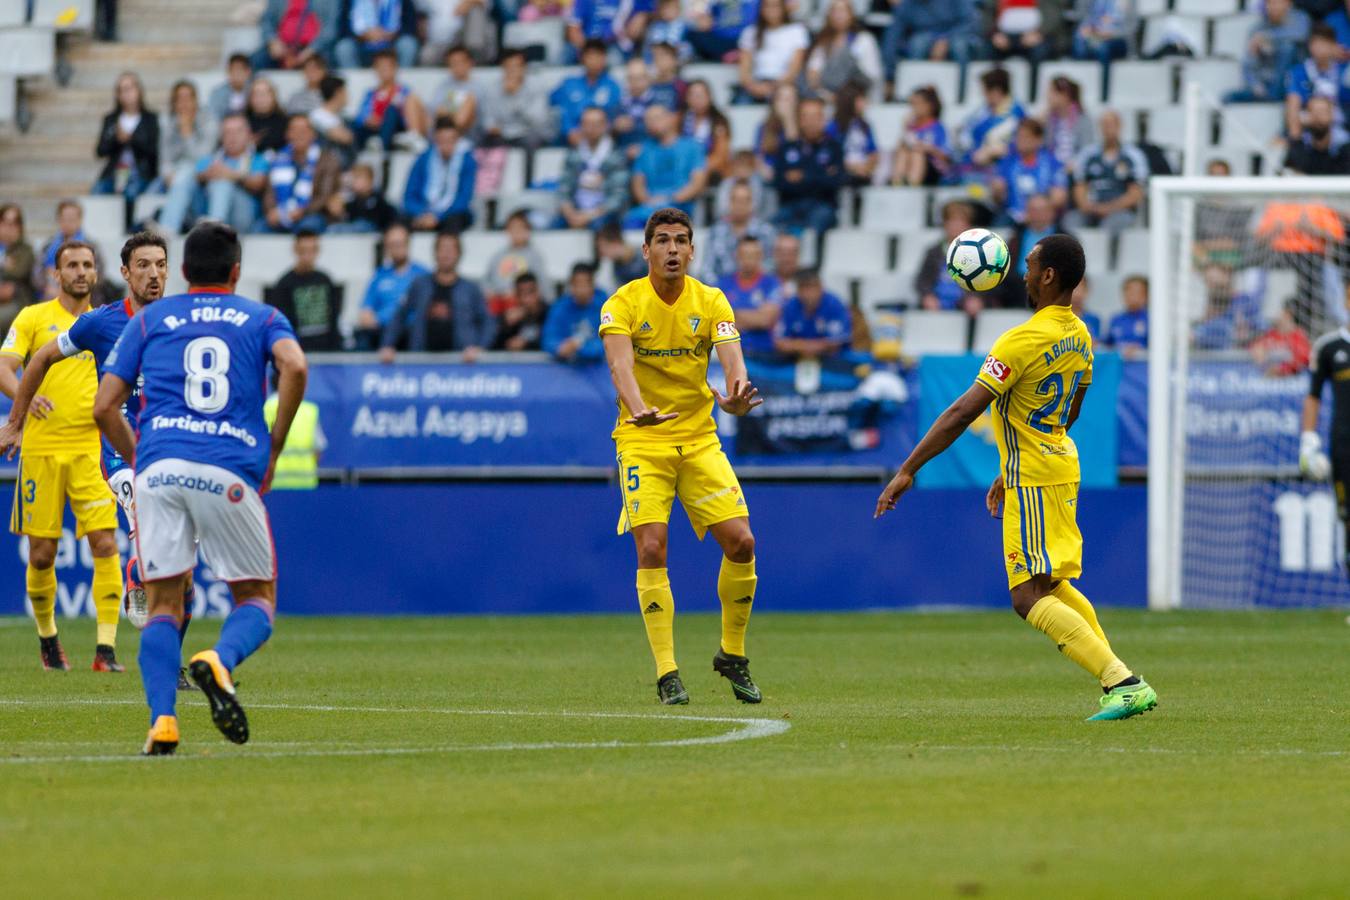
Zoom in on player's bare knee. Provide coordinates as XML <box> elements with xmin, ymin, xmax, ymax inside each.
<box><xmin>27</xmin><ymin>539</ymin><xmax>56</xmax><ymax>569</ymax></box>
<box><xmin>1009</xmin><ymin>586</ymin><xmax>1039</xmax><ymax>619</ymax></box>
<box><xmin>229</xmin><ymin>579</ymin><xmax>276</xmax><ymax>608</ymax></box>
<box><xmin>723</xmin><ymin>529</ymin><xmax>755</xmax><ymax>563</ymax></box>
<box><xmin>86</xmin><ymin>529</ymin><xmax>117</xmax><ymax>558</ymax></box>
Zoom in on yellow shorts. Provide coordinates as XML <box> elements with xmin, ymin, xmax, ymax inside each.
<box><xmin>11</xmin><ymin>453</ymin><xmax>118</xmax><ymax>539</ymax></box>
<box><xmin>1003</xmin><ymin>482</ymin><xmax>1082</xmax><ymax>588</ymax></box>
<box><xmin>616</xmin><ymin>439</ymin><xmax>748</xmax><ymax>540</ymax></box>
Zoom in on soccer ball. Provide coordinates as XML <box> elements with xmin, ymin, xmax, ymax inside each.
<box><xmin>946</xmin><ymin>228</ymin><xmax>1010</xmax><ymax>293</ymax></box>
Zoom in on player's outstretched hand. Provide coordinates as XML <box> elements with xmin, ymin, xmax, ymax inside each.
<box><xmin>0</xmin><ymin>420</ymin><xmax>21</xmax><ymax>460</ymax></box>
<box><xmin>713</xmin><ymin>380</ymin><xmax>763</xmax><ymax>416</ymax></box>
<box><xmin>874</xmin><ymin>470</ymin><xmax>914</xmax><ymax>519</ymax></box>
<box><xmin>626</xmin><ymin>407</ymin><xmax>679</xmax><ymax>427</ymax></box>
<box><xmin>986</xmin><ymin>475</ymin><xmax>1004</xmax><ymax>518</ymax></box>
<box><xmin>30</xmin><ymin>395</ymin><xmax>53</xmax><ymax>420</ymax></box>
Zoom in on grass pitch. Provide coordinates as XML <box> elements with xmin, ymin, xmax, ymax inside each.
<box><xmin>2</xmin><ymin>610</ymin><xmax>1348</xmax><ymax>898</ymax></box>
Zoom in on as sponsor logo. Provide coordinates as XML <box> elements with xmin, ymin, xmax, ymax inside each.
<box><xmin>981</xmin><ymin>355</ymin><xmax>1011</xmax><ymax>383</ymax></box>
<box><xmin>715</xmin><ymin>320</ymin><xmax>738</xmax><ymax>338</ymax></box>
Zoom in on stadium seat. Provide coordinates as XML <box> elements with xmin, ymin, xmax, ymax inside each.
<box><xmin>235</xmin><ymin>276</ymin><xmax>266</xmax><ymax>303</ymax></box>
<box><xmin>972</xmin><ymin>309</ymin><xmax>1029</xmax><ymax>351</ymax></box>
<box><xmin>77</xmin><ymin>196</ymin><xmax>125</xmax><ymax>243</ymax></box>
<box><xmin>219</xmin><ymin>25</ymin><xmax>262</xmax><ymax>62</ymax></box>
<box><xmin>927</xmin><ymin>186</ymin><xmax>976</xmax><ymax>227</ymax></box>
<box><xmin>403</xmin><ymin>68</ymin><xmax>444</xmax><ymax>107</ymax></box>
<box><xmin>1210</xmin><ymin>15</ymin><xmax>1259</xmax><ymax>59</ymax></box>
<box><xmin>684</xmin><ymin>63</ymin><xmax>739</xmax><ymax>109</ymax></box>
<box><xmin>895</xmin><ymin>228</ymin><xmax>941</xmax><ymax>276</ymax></box>
<box><xmin>964</xmin><ymin>59</ymin><xmax>1031</xmax><ymax>107</ymax></box>
<box><xmin>164</xmin><ymin>237</ymin><xmax>188</xmax><ymax>295</ymax></box>
<box><xmin>1116</xmin><ymin>230</ymin><xmax>1150</xmax><ymax>275</ymax></box>
<box><xmin>531</xmin><ymin>230</ymin><xmax>593</xmax><ymax>283</ymax></box>
<box><xmin>1035</xmin><ymin>61</ymin><xmax>1103</xmax><ymax>105</ymax></box>
<box><xmin>0</xmin><ymin>26</ymin><xmax>56</xmax><ymax>78</ymax></box>
<box><xmin>0</xmin><ymin>6</ymin><xmax>24</xmax><ymax>26</ymax></box>
<box><xmin>317</xmin><ymin>234</ymin><xmax>379</xmax><ymax>282</ymax></box>
<box><xmin>240</xmin><ymin>235</ymin><xmax>297</xmax><ymax>283</ymax></box>
<box><xmin>531</xmin><ymin>65</ymin><xmax>580</xmax><ymax>101</ymax></box>
<box><xmin>1202</xmin><ymin>143</ymin><xmax>1264</xmax><ymax>175</ymax></box>
<box><xmin>1142</xmin><ymin>105</ymin><xmax>1190</xmax><ymax>150</ymax></box>
<box><xmin>133</xmin><ymin>193</ymin><xmax>167</xmax><ymax>226</ymax></box>
<box><xmin>858</xmin><ymin>274</ymin><xmax>910</xmax><ymax>314</ymax></box>
<box><xmin>503</xmin><ymin>19</ymin><xmax>567</xmax><ymax>65</ymax></box>
<box><xmin>860</xmin><ymin>187</ymin><xmax>929</xmax><ymax>231</ymax></box>
<box><xmin>823</xmin><ymin>272</ymin><xmax>854</xmax><ymax>305</ymax></box>
<box><xmin>1134</xmin><ymin>0</ymin><xmax>1169</xmax><ymax>14</ymax></box>
<box><xmin>493</xmin><ymin>190</ymin><xmax>560</xmax><ymax>228</ymax></box>
<box><xmin>32</xmin><ymin>0</ymin><xmax>93</xmax><ymax>31</ymax></box>
<box><xmin>894</xmin><ymin>61</ymin><xmax>960</xmax><ymax>107</ymax></box>
<box><xmin>1149</xmin><ymin>16</ymin><xmax>1211</xmax><ymax>59</ymax></box>
<box><xmin>384</xmin><ymin>152</ymin><xmax>416</xmax><ymax>204</ymax></box>
<box><xmin>1074</xmin><ymin>230</ymin><xmax>1112</xmax><ymax>272</ymax></box>
<box><xmin>1107</xmin><ymin>60</ymin><xmax>1176</xmax><ymax>109</ymax></box>
<box><xmin>1174</xmin><ymin>0</ymin><xmax>1241</xmax><ymax>14</ymax></box>
<box><xmin>728</xmin><ymin>104</ymin><xmax>766</xmax><ymax>151</ymax></box>
<box><xmin>498</xmin><ymin>147</ymin><xmax>528</xmax><ymax>197</ymax></box>
<box><xmin>1087</xmin><ymin>270</ymin><xmax>1127</xmax><ymax>323</ymax></box>
<box><xmin>530</xmin><ymin>146</ymin><xmax>567</xmax><ymax>188</ymax></box>
<box><xmin>0</xmin><ymin>74</ymin><xmax>13</xmax><ymax>125</ymax></box>
<box><xmin>868</xmin><ymin>103</ymin><xmax>907</xmax><ymax>154</ymax></box>
<box><xmin>902</xmin><ymin>310</ymin><xmax>968</xmax><ymax>355</ymax></box>
<box><xmin>337</xmin><ymin>277</ymin><xmax>366</xmax><ymax>337</ymax></box>
<box><xmin>821</xmin><ymin>229</ymin><xmax>893</xmax><ymax>278</ymax></box>
<box><xmin>1219</xmin><ymin>103</ymin><xmax>1284</xmax><ymax>148</ymax></box>
<box><xmin>1178</xmin><ymin>59</ymin><xmax>1243</xmax><ymax>102</ymax></box>
<box><xmin>339</xmin><ymin>67</ymin><xmax>378</xmax><ymax>117</ymax></box>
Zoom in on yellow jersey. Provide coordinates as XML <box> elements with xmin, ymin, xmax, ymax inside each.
<box><xmin>1</xmin><ymin>299</ymin><xmax>101</xmax><ymax>457</ymax></box>
<box><xmin>974</xmin><ymin>304</ymin><xmax>1093</xmax><ymax>488</ymax></box>
<box><xmin>598</xmin><ymin>275</ymin><xmax>741</xmax><ymax>447</ymax></box>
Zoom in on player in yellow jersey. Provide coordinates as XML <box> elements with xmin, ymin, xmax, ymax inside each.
<box><xmin>599</xmin><ymin>208</ymin><xmax>765</xmax><ymax>705</ymax></box>
<box><xmin>874</xmin><ymin>235</ymin><xmax>1158</xmax><ymax>721</ymax></box>
<box><xmin>0</xmin><ymin>241</ymin><xmax>123</xmax><ymax>672</ymax></box>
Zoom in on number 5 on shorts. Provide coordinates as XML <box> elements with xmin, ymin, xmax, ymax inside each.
<box><xmin>626</xmin><ymin>466</ymin><xmax>640</xmax><ymax>492</ymax></box>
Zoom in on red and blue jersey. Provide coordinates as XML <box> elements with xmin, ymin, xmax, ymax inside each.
<box><xmin>105</xmin><ymin>290</ymin><xmax>296</xmax><ymax>489</ymax></box>
<box><xmin>57</xmin><ymin>298</ymin><xmax>138</xmax><ymax>477</ymax></box>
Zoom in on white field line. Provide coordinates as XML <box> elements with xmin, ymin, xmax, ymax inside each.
<box><xmin>0</xmin><ymin>698</ymin><xmax>792</xmax><ymax>763</ymax></box>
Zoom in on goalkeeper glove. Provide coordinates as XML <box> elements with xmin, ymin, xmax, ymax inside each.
<box><xmin>1300</xmin><ymin>431</ymin><xmax>1331</xmax><ymax>480</ymax></box>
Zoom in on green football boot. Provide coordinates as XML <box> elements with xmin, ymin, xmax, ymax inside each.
<box><xmin>712</xmin><ymin>649</ymin><xmax>762</xmax><ymax>704</ymax></box>
<box><xmin>657</xmin><ymin>670</ymin><xmax>690</xmax><ymax>705</ymax></box>
<box><xmin>1087</xmin><ymin>679</ymin><xmax>1158</xmax><ymax>721</ymax></box>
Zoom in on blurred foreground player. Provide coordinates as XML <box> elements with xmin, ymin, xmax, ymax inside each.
<box><xmin>0</xmin><ymin>233</ymin><xmax>197</xmax><ymax>688</ymax></box>
<box><xmin>94</xmin><ymin>222</ymin><xmax>308</xmax><ymax>755</ymax></box>
<box><xmin>0</xmin><ymin>242</ymin><xmax>124</xmax><ymax>672</ymax></box>
<box><xmin>1300</xmin><ymin>282</ymin><xmax>1350</xmax><ymax>564</ymax></box>
<box><xmin>874</xmin><ymin>235</ymin><xmax>1158</xmax><ymax>721</ymax></box>
<box><xmin>600</xmin><ymin>208</ymin><xmax>765</xmax><ymax>705</ymax></box>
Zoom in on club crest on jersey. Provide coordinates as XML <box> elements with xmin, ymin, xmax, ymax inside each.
<box><xmin>639</xmin><ymin>321</ymin><xmax>653</xmax><ymax>333</ymax></box>
<box><xmin>227</xmin><ymin>484</ymin><xmax>245</xmax><ymax>503</ymax></box>
<box><xmin>689</xmin><ymin>316</ymin><xmax>701</xmax><ymax>333</ymax></box>
<box><xmin>981</xmin><ymin>355</ymin><xmax>1011</xmax><ymax>383</ymax></box>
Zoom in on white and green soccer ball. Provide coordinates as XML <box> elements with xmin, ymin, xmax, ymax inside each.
<box><xmin>946</xmin><ymin>228</ymin><xmax>1010</xmax><ymax>293</ymax></box>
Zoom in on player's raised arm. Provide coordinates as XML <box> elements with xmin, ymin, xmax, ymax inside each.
<box><xmin>603</xmin><ymin>332</ymin><xmax>677</xmax><ymax>426</ymax></box>
<box><xmin>264</xmin><ymin>337</ymin><xmax>309</xmax><ymax>492</ymax></box>
<box><xmin>92</xmin><ymin>373</ymin><xmax>137</xmax><ymax>466</ymax></box>
<box><xmin>712</xmin><ymin>339</ymin><xmax>762</xmax><ymax>416</ymax></box>
<box><xmin>875</xmin><ymin>382</ymin><xmax>993</xmax><ymax>518</ymax></box>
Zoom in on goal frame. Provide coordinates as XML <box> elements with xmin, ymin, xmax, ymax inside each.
<box><xmin>1147</xmin><ymin>175</ymin><xmax>1350</xmax><ymax>610</ymax></box>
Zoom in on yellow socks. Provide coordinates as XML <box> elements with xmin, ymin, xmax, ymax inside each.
<box><xmin>91</xmin><ymin>553</ymin><xmax>123</xmax><ymax>648</ymax></box>
<box><xmin>28</xmin><ymin>563</ymin><xmax>57</xmax><ymax>638</ymax></box>
<box><xmin>1026</xmin><ymin>595</ymin><xmax>1132</xmax><ymax>688</ymax></box>
<box><xmin>636</xmin><ymin>568</ymin><xmax>677</xmax><ymax>677</ymax></box>
<box><xmin>717</xmin><ymin>556</ymin><xmax>756</xmax><ymax>657</ymax></box>
<box><xmin>1051</xmin><ymin>581</ymin><xmax>1109</xmax><ymax>647</ymax></box>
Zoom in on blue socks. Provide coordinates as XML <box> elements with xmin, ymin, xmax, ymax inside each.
<box><xmin>215</xmin><ymin>601</ymin><xmax>273</xmax><ymax>671</ymax></box>
<box><xmin>139</xmin><ymin>616</ymin><xmax>181</xmax><ymax>724</ymax></box>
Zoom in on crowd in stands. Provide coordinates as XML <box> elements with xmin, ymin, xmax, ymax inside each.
<box><xmin>7</xmin><ymin>0</ymin><xmax>1350</xmax><ymax>368</ymax></box>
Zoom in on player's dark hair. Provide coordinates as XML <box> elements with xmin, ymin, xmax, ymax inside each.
<box><xmin>371</xmin><ymin>48</ymin><xmax>398</xmax><ymax>66</ymax></box>
<box><xmin>570</xmin><ymin>262</ymin><xmax>596</xmax><ymax>280</ymax></box>
<box><xmin>295</xmin><ymin>228</ymin><xmax>320</xmax><ymax>242</ymax></box>
<box><xmin>581</xmin><ymin>38</ymin><xmax>608</xmax><ymax>56</ymax></box>
<box><xmin>182</xmin><ymin>221</ymin><xmax>241</xmax><ymax>286</ymax></box>
<box><xmin>1310</xmin><ymin>23</ymin><xmax>1337</xmax><ymax>42</ymax></box>
<box><xmin>55</xmin><ymin>239</ymin><xmax>97</xmax><ymax>268</ymax></box>
<box><xmin>227</xmin><ymin>52</ymin><xmax>251</xmax><ymax>69</ymax></box>
<box><xmin>120</xmin><ymin>231</ymin><xmax>167</xmax><ymax>267</ymax></box>
<box><xmin>514</xmin><ymin>271</ymin><xmax>538</xmax><ymax>288</ymax></box>
<box><xmin>980</xmin><ymin>67</ymin><xmax>1010</xmax><ymax>95</ymax></box>
<box><xmin>1035</xmin><ymin>234</ymin><xmax>1086</xmax><ymax>296</ymax></box>
<box><xmin>500</xmin><ymin>47</ymin><xmax>527</xmax><ymax>65</ymax></box>
<box><xmin>319</xmin><ymin>74</ymin><xmax>345</xmax><ymax>102</ymax></box>
<box><xmin>433</xmin><ymin>114</ymin><xmax>458</xmax><ymax>133</ymax></box>
<box><xmin>643</xmin><ymin>207</ymin><xmax>693</xmax><ymax>246</ymax></box>
<box><xmin>1019</xmin><ymin>117</ymin><xmax>1045</xmax><ymax>139</ymax></box>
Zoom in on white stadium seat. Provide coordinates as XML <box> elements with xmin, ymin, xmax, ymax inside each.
<box><xmin>895</xmin><ymin>229</ymin><xmax>941</xmax><ymax>277</ymax></box>
<box><xmin>1134</xmin><ymin>0</ymin><xmax>1169</xmax><ymax>14</ymax></box>
<box><xmin>385</xmin><ymin>152</ymin><xmax>417</xmax><ymax>205</ymax></box>
<box><xmin>868</xmin><ymin>103</ymin><xmax>908</xmax><ymax>154</ymax></box>
<box><xmin>894</xmin><ymin>61</ymin><xmax>960</xmax><ymax>107</ymax></box>
<box><xmin>860</xmin><ymin>187</ymin><xmax>929</xmax><ymax>232</ymax></box>
<box><xmin>1143</xmin><ymin>16</ymin><xmax>1210</xmax><ymax>60</ymax></box>
<box><xmin>530</xmin><ymin>146</ymin><xmax>567</xmax><ymax>188</ymax></box>
<box><xmin>821</xmin><ymin>229</ymin><xmax>892</xmax><ymax>277</ymax></box>
<box><xmin>1035</xmin><ymin>61</ymin><xmax>1103</xmax><ymax>106</ymax></box>
<box><xmin>531</xmin><ymin>229</ymin><xmax>594</xmax><ymax>283</ymax></box>
<box><xmin>239</xmin><ymin>235</ymin><xmax>296</xmax><ymax>283</ymax></box>
<box><xmin>402</xmin><ymin>68</ymin><xmax>444</xmax><ymax>108</ymax></box>
<box><xmin>972</xmin><ymin>309</ymin><xmax>1029</xmax><ymax>353</ymax></box>
<box><xmin>1211</xmin><ymin>15</ymin><xmax>1259</xmax><ymax>59</ymax></box>
<box><xmin>317</xmin><ymin>234</ymin><xmax>379</xmax><ymax>282</ymax></box>
<box><xmin>857</xmin><ymin>275</ymin><xmax>909</xmax><ymax>314</ymax></box>
<box><xmin>0</xmin><ymin>6</ymin><xmax>24</xmax><ymax>27</ymax></box>
<box><xmin>0</xmin><ymin>74</ymin><xmax>14</xmax><ymax>125</ymax></box>
<box><xmin>33</xmin><ymin>0</ymin><xmax>94</xmax><ymax>31</ymax></box>
<box><xmin>902</xmin><ymin>310</ymin><xmax>968</xmax><ymax>355</ymax></box>
<box><xmin>727</xmin><ymin>104</ymin><xmax>767</xmax><ymax>151</ymax></box>
<box><xmin>1075</xmin><ymin>230</ymin><xmax>1112</xmax><ymax>273</ymax></box>
<box><xmin>1087</xmin><ymin>270</ymin><xmax>1126</xmax><ymax>323</ymax></box>
<box><xmin>77</xmin><ymin>196</ymin><xmax>125</xmax><ymax>243</ymax></box>
<box><xmin>1174</xmin><ymin>0</ymin><xmax>1242</xmax><ymax>16</ymax></box>
<box><xmin>1179</xmin><ymin>59</ymin><xmax>1243</xmax><ymax>101</ymax></box>
<box><xmin>1142</xmin><ymin>105</ymin><xmax>1191</xmax><ymax>150</ymax></box>
<box><xmin>0</xmin><ymin>26</ymin><xmax>56</xmax><ymax>78</ymax></box>
<box><xmin>1219</xmin><ymin>103</ymin><xmax>1285</xmax><ymax>148</ymax></box>
<box><xmin>1116</xmin><ymin>230</ymin><xmax>1150</xmax><ymax>275</ymax></box>
<box><xmin>1107</xmin><ymin>60</ymin><xmax>1176</xmax><ymax>109</ymax></box>
<box><xmin>503</xmin><ymin>19</ymin><xmax>567</xmax><ymax>65</ymax></box>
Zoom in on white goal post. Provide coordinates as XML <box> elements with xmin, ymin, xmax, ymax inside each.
<box><xmin>1148</xmin><ymin>175</ymin><xmax>1350</xmax><ymax>610</ymax></box>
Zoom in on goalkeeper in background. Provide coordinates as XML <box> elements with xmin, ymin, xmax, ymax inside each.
<box><xmin>1300</xmin><ymin>282</ymin><xmax>1350</xmax><ymax>561</ymax></box>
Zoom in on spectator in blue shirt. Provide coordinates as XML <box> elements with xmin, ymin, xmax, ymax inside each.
<box><xmin>716</xmin><ymin>235</ymin><xmax>783</xmax><ymax>357</ymax></box>
<box><xmin>615</xmin><ymin>58</ymin><xmax>677</xmax><ymax>153</ymax></box>
<box><xmin>1284</xmin><ymin>25</ymin><xmax>1349</xmax><ymax>139</ymax></box>
<box><xmin>335</xmin><ymin>0</ymin><xmax>419</xmax><ymax>68</ymax></box>
<box><xmin>1328</xmin><ymin>0</ymin><xmax>1350</xmax><ymax>50</ymax></box>
<box><xmin>1001</xmin><ymin>193</ymin><xmax>1063</xmax><ymax>308</ymax></box>
<box><xmin>687</xmin><ymin>0</ymin><xmax>758</xmax><ymax>62</ymax></box>
<box><xmin>356</xmin><ymin>222</ymin><xmax>430</xmax><ymax>348</ymax></box>
<box><xmin>404</xmin><ymin>116</ymin><xmax>478</xmax><ymax>234</ymax></box>
<box><xmin>1106</xmin><ymin>274</ymin><xmax>1148</xmax><ymax>358</ymax></box>
<box><xmin>827</xmin><ymin>84</ymin><xmax>879</xmax><ymax>187</ymax></box>
<box><xmin>881</xmin><ymin>0</ymin><xmax>984</xmax><ymax>91</ymax></box>
<box><xmin>567</xmin><ymin>0</ymin><xmax>652</xmax><ymax>58</ymax></box>
<box><xmin>772</xmin><ymin>97</ymin><xmax>846</xmax><ymax>234</ymax></box>
<box><xmin>775</xmin><ymin>269</ymin><xmax>852</xmax><ymax>359</ymax></box>
<box><xmin>992</xmin><ymin>118</ymin><xmax>1068</xmax><ymax>224</ymax></box>
<box><xmin>1225</xmin><ymin>0</ymin><xmax>1311</xmax><ymax>103</ymax></box>
<box><xmin>1071</xmin><ymin>0</ymin><xmax>1131</xmax><ymax>69</ymax></box>
<box><xmin>645</xmin><ymin>0</ymin><xmax>693</xmax><ymax>63</ymax></box>
<box><xmin>958</xmin><ymin>68</ymin><xmax>1026</xmax><ymax>181</ymax></box>
<box><xmin>623</xmin><ymin>105</ymin><xmax>708</xmax><ymax>228</ymax></box>
<box><xmin>544</xmin><ymin>262</ymin><xmax>607</xmax><ymax>363</ymax></box>
<box><xmin>551</xmin><ymin>39</ymin><xmax>624</xmax><ymax>145</ymax></box>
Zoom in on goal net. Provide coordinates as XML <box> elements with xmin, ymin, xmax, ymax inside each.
<box><xmin>1149</xmin><ymin>176</ymin><xmax>1350</xmax><ymax>609</ymax></box>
